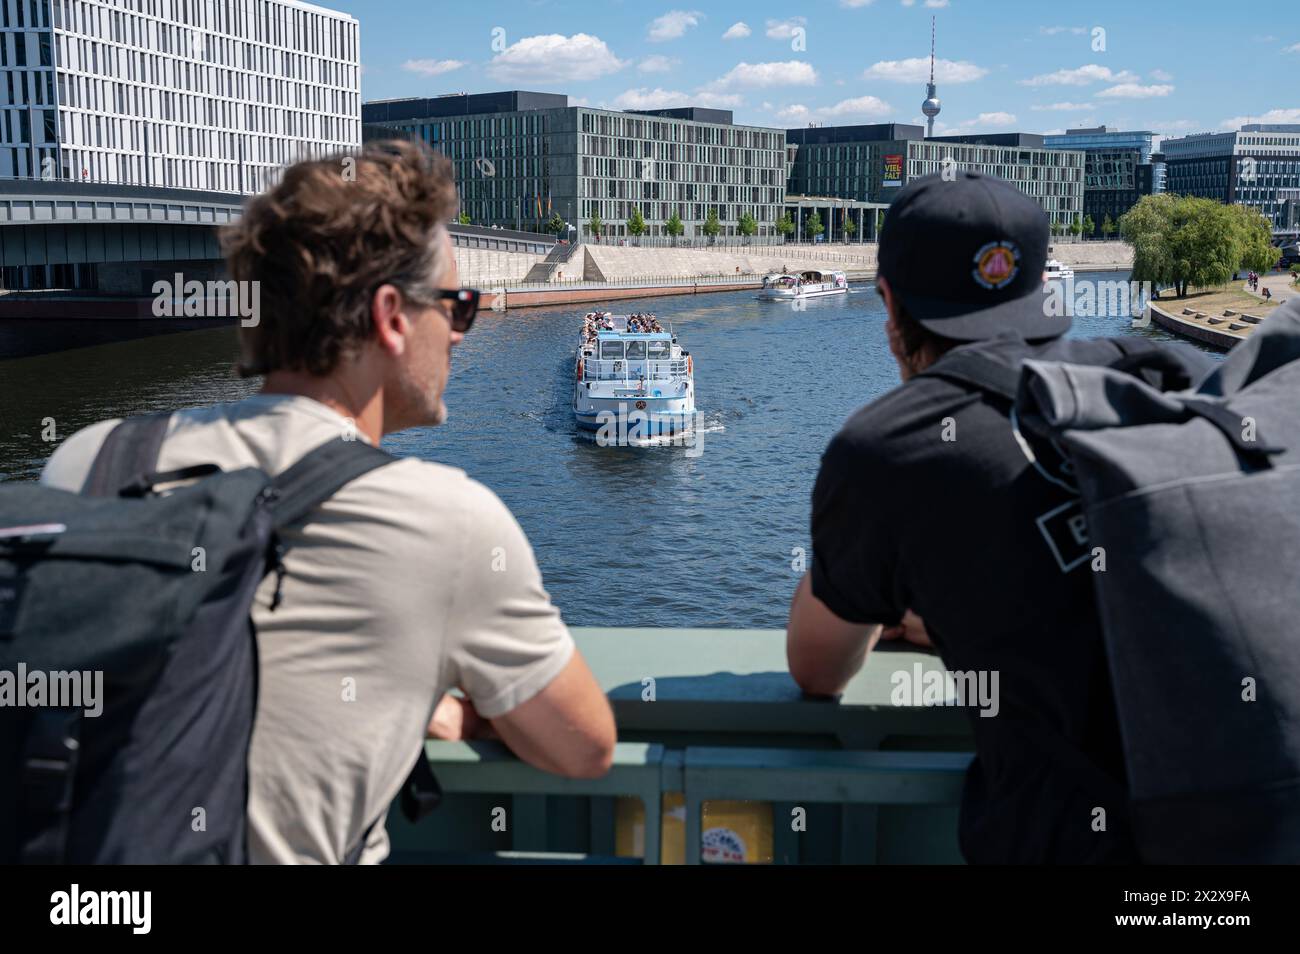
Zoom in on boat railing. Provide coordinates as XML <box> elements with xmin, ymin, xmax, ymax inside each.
<box><xmin>580</xmin><ymin>358</ymin><xmax>689</xmax><ymax>382</ymax></box>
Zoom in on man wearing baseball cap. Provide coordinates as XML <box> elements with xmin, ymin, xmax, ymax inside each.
<box><xmin>785</xmin><ymin>171</ymin><xmax>1211</xmax><ymax>864</ymax></box>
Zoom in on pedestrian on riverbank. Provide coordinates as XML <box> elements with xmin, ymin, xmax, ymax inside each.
<box><xmin>785</xmin><ymin>171</ymin><xmax>1214</xmax><ymax>864</ymax></box>
<box><xmin>39</xmin><ymin>140</ymin><xmax>616</xmax><ymax>864</ymax></box>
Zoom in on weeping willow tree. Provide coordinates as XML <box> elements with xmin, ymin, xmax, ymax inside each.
<box><xmin>1120</xmin><ymin>194</ymin><xmax>1280</xmax><ymax>298</ymax></box>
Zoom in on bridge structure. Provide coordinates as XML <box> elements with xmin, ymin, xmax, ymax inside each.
<box><xmin>0</xmin><ymin>178</ymin><xmax>555</xmax><ymax>295</ymax></box>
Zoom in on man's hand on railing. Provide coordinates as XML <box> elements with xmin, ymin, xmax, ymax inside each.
<box><xmin>428</xmin><ymin>692</ymin><xmax>497</xmax><ymax>741</ymax></box>
<box><xmin>878</xmin><ymin>609</ymin><xmax>934</xmax><ymax>649</ymax></box>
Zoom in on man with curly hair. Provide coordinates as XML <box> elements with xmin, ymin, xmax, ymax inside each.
<box><xmin>40</xmin><ymin>141</ymin><xmax>616</xmax><ymax>864</ymax></box>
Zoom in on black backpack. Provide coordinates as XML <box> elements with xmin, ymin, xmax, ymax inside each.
<box><xmin>0</xmin><ymin>413</ymin><xmax>441</xmax><ymax>864</ymax></box>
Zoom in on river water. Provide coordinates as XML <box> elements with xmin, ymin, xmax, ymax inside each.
<box><xmin>0</xmin><ymin>274</ymin><xmax>1214</xmax><ymax>628</ymax></box>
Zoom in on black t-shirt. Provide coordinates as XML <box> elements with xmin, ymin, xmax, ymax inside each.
<box><xmin>810</xmin><ymin>334</ymin><xmax>1209</xmax><ymax>864</ymax></box>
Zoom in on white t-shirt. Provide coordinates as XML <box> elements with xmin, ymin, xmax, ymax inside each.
<box><xmin>41</xmin><ymin>394</ymin><xmax>575</xmax><ymax>864</ymax></box>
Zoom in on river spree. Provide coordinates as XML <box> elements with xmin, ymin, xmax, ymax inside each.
<box><xmin>0</xmin><ymin>274</ymin><xmax>1213</xmax><ymax>628</ymax></box>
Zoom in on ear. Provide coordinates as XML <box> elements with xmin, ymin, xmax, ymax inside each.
<box><xmin>371</xmin><ymin>284</ymin><xmax>410</xmax><ymax>357</ymax></box>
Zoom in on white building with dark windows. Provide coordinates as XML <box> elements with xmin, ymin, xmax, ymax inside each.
<box><xmin>1</xmin><ymin>0</ymin><xmax>360</xmax><ymax>192</ymax></box>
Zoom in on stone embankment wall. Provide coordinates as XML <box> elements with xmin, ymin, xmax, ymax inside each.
<box><xmin>583</xmin><ymin>243</ymin><xmax>877</xmax><ymax>281</ymax></box>
<box><xmin>1049</xmin><ymin>241</ymin><xmax>1132</xmax><ymax>270</ymax></box>
<box><xmin>456</xmin><ymin>240</ymin><xmax>1132</xmax><ymax>288</ymax></box>
<box><xmin>453</xmin><ymin>247</ymin><xmax>547</xmax><ymax>286</ymax></box>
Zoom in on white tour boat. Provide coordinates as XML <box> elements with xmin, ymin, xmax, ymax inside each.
<box><xmin>1045</xmin><ymin>259</ymin><xmax>1075</xmax><ymax>281</ymax></box>
<box><xmin>573</xmin><ymin>311</ymin><xmax>695</xmax><ymax>443</ymax></box>
<box><xmin>757</xmin><ymin>268</ymin><xmax>848</xmax><ymax>301</ymax></box>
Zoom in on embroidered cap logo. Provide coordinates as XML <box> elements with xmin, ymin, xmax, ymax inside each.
<box><xmin>972</xmin><ymin>241</ymin><xmax>1021</xmax><ymax>291</ymax></box>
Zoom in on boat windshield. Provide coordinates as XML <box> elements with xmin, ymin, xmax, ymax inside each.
<box><xmin>647</xmin><ymin>340</ymin><xmax>672</xmax><ymax>360</ymax></box>
<box><xmin>601</xmin><ymin>340</ymin><xmax>624</xmax><ymax>359</ymax></box>
<box><xmin>625</xmin><ymin>340</ymin><xmax>647</xmax><ymax>359</ymax></box>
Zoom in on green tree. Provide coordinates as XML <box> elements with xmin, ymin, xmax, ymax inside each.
<box><xmin>805</xmin><ymin>210</ymin><xmax>824</xmax><ymax>240</ymax></box>
<box><xmin>1227</xmin><ymin>203</ymin><xmax>1282</xmax><ymax>274</ymax></box>
<box><xmin>843</xmin><ymin>217</ymin><xmax>856</xmax><ymax>242</ymax></box>
<box><xmin>627</xmin><ymin>207</ymin><xmax>646</xmax><ymax>237</ymax></box>
<box><xmin>738</xmin><ymin>211</ymin><xmax>758</xmax><ymax>237</ymax></box>
<box><xmin>545</xmin><ymin>211</ymin><xmax>565</xmax><ymax>237</ymax></box>
<box><xmin>1082</xmin><ymin>214</ymin><xmax>1095</xmax><ymax>239</ymax></box>
<box><xmin>665</xmin><ymin>211</ymin><xmax>684</xmax><ymax>244</ymax></box>
<box><xmin>1070</xmin><ymin>215</ymin><xmax>1083</xmax><ymax>239</ymax></box>
<box><xmin>457</xmin><ymin>212</ymin><xmax>471</xmax><ymax>225</ymax></box>
<box><xmin>588</xmin><ymin>212</ymin><xmax>602</xmax><ymax>239</ymax></box>
<box><xmin>1121</xmin><ymin>194</ymin><xmax>1276</xmax><ymax>298</ymax></box>
<box><xmin>775</xmin><ymin>212</ymin><xmax>795</xmax><ymax>240</ymax></box>
<box><xmin>702</xmin><ymin>207</ymin><xmax>721</xmax><ymax>238</ymax></box>
<box><xmin>1101</xmin><ymin>214</ymin><xmax>1116</xmax><ymax>239</ymax></box>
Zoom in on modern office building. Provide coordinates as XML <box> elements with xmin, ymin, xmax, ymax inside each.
<box><xmin>2</xmin><ymin>0</ymin><xmax>361</xmax><ymax>192</ymax></box>
<box><xmin>362</xmin><ymin>90</ymin><xmax>789</xmax><ymax>239</ymax></box>
<box><xmin>786</xmin><ymin>124</ymin><xmax>1085</xmax><ymax>232</ymax></box>
<box><xmin>1043</xmin><ymin>126</ymin><xmax>1163</xmax><ymax>236</ymax></box>
<box><xmin>1161</xmin><ymin>124</ymin><xmax>1300</xmax><ymax>235</ymax></box>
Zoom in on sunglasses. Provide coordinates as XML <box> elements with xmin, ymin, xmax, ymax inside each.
<box><xmin>431</xmin><ymin>288</ymin><xmax>481</xmax><ymax>333</ymax></box>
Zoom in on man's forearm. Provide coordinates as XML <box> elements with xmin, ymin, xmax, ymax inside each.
<box><xmin>786</xmin><ymin>574</ymin><xmax>879</xmax><ymax>697</ymax></box>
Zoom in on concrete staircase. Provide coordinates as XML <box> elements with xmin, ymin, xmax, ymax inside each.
<box><xmin>521</xmin><ymin>242</ymin><xmax>583</xmax><ymax>283</ymax></box>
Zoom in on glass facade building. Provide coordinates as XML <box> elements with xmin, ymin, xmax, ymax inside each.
<box><xmin>1</xmin><ymin>0</ymin><xmax>361</xmax><ymax>192</ymax></box>
<box><xmin>786</xmin><ymin>125</ymin><xmax>1085</xmax><ymax>232</ymax></box>
<box><xmin>1042</xmin><ymin>127</ymin><xmax>1161</xmax><ymax>236</ymax></box>
<box><xmin>364</xmin><ymin>92</ymin><xmax>788</xmax><ymax>239</ymax></box>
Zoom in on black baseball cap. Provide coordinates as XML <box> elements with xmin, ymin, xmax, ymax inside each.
<box><xmin>878</xmin><ymin>170</ymin><xmax>1067</xmax><ymax>341</ymax></box>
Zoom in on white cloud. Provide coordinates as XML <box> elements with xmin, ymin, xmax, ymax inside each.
<box><xmin>488</xmin><ymin>34</ymin><xmax>626</xmax><ymax>82</ymax></box>
<box><xmin>1149</xmin><ymin>69</ymin><xmax>1174</xmax><ymax>81</ymax></box>
<box><xmin>968</xmin><ymin>111</ymin><xmax>1017</xmax><ymax>127</ymax></box>
<box><xmin>402</xmin><ymin>59</ymin><xmax>464</xmax><ymax>77</ymax></box>
<box><xmin>862</xmin><ymin>57</ymin><xmax>989</xmax><ymax>83</ymax></box>
<box><xmin>1039</xmin><ymin>26</ymin><xmax>1087</xmax><ymax>36</ymax></box>
<box><xmin>612</xmin><ymin>88</ymin><xmax>744</xmax><ymax>110</ymax></box>
<box><xmin>638</xmin><ymin>55</ymin><xmax>678</xmax><ymax>73</ymax></box>
<box><xmin>722</xmin><ymin>21</ymin><xmax>751</xmax><ymax>40</ymax></box>
<box><xmin>1020</xmin><ymin>64</ymin><xmax>1138</xmax><ymax>86</ymax></box>
<box><xmin>1031</xmin><ymin>101</ymin><xmax>1095</xmax><ymax>111</ymax></box>
<box><xmin>1219</xmin><ymin>107</ymin><xmax>1300</xmax><ymax>130</ymax></box>
<box><xmin>777</xmin><ymin>95</ymin><xmax>894</xmax><ymax>123</ymax></box>
<box><xmin>704</xmin><ymin>60</ymin><xmax>818</xmax><ymax>90</ymax></box>
<box><xmin>923</xmin><ymin>0</ymin><xmax>950</xmax><ymax>6</ymax></box>
<box><xmin>612</xmin><ymin>88</ymin><xmax>692</xmax><ymax>109</ymax></box>
<box><xmin>1097</xmin><ymin>83</ymin><xmax>1174</xmax><ymax>99</ymax></box>
<box><xmin>930</xmin><ymin>112</ymin><xmax>1019</xmax><ymax>135</ymax></box>
<box><xmin>765</xmin><ymin>17</ymin><xmax>806</xmax><ymax>40</ymax></box>
<box><xmin>840</xmin><ymin>0</ymin><xmax>875</xmax><ymax>7</ymax></box>
<box><xmin>1286</xmin><ymin>42</ymin><xmax>1300</xmax><ymax>53</ymax></box>
<box><xmin>649</xmin><ymin>10</ymin><xmax>703</xmax><ymax>42</ymax></box>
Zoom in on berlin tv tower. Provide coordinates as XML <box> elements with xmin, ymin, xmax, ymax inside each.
<box><xmin>921</xmin><ymin>16</ymin><xmax>941</xmax><ymax>138</ymax></box>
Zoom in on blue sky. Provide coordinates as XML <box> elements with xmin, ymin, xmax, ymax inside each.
<box><xmin>321</xmin><ymin>0</ymin><xmax>1298</xmax><ymax>141</ymax></box>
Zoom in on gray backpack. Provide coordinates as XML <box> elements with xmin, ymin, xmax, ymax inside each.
<box><xmin>1014</xmin><ymin>304</ymin><xmax>1300</xmax><ymax>863</ymax></box>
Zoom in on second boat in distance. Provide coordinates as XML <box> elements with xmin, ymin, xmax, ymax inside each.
<box><xmin>758</xmin><ymin>268</ymin><xmax>848</xmax><ymax>301</ymax></box>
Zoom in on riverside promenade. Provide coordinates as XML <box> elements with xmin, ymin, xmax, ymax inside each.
<box><xmin>472</xmin><ymin>240</ymin><xmax>1133</xmax><ymax>310</ymax></box>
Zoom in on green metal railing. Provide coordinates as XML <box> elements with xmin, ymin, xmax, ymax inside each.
<box><xmin>385</xmin><ymin>628</ymin><xmax>976</xmax><ymax>865</ymax></box>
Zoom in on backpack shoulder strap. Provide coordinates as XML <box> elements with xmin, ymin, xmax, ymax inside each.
<box><xmin>266</xmin><ymin>437</ymin><xmax>396</xmax><ymax>530</ymax></box>
<box><xmin>919</xmin><ymin>349</ymin><xmax>1022</xmax><ymax>401</ymax></box>
<box><xmin>923</xmin><ymin>337</ymin><xmax>1196</xmax><ymax>403</ymax></box>
<box><xmin>83</xmin><ymin>412</ymin><xmax>173</xmax><ymax>497</ymax></box>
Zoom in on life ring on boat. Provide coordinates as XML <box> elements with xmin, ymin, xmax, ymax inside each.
<box><xmin>576</xmin><ymin>359</ymin><xmax>584</xmax><ymax>381</ymax></box>
<box><xmin>686</xmin><ymin>355</ymin><xmax>693</xmax><ymax>376</ymax></box>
